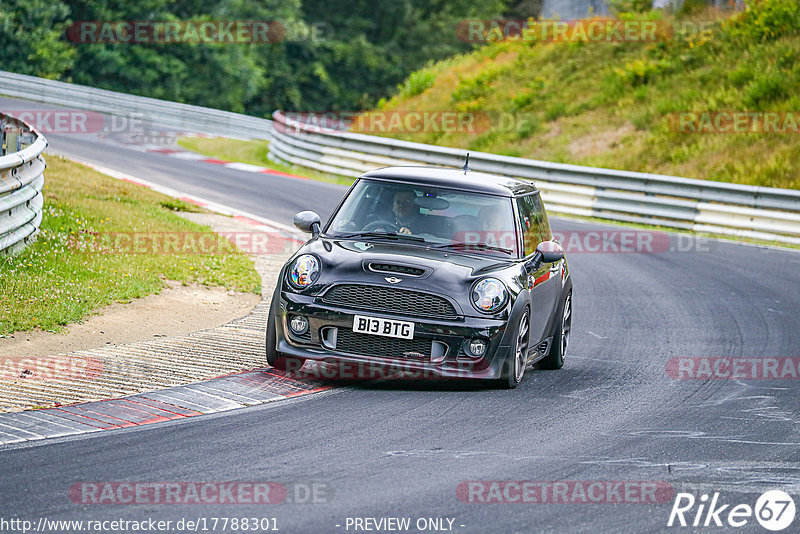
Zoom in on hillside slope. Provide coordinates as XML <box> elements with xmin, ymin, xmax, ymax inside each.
<box><xmin>368</xmin><ymin>1</ymin><xmax>800</xmax><ymax>189</ymax></box>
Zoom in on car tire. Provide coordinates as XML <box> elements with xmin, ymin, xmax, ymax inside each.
<box><xmin>499</xmin><ymin>308</ymin><xmax>529</xmax><ymax>389</ymax></box>
<box><xmin>540</xmin><ymin>290</ymin><xmax>572</xmax><ymax>370</ymax></box>
<box><xmin>266</xmin><ymin>299</ymin><xmax>305</xmax><ymax>372</ymax></box>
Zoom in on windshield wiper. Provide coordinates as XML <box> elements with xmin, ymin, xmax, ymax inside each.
<box><xmin>334</xmin><ymin>231</ymin><xmax>426</xmax><ymax>243</ymax></box>
<box><xmin>431</xmin><ymin>242</ymin><xmax>514</xmax><ymax>255</ymax></box>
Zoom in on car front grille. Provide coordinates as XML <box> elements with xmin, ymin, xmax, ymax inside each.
<box><xmin>322</xmin><ymin>284</ymin><xmax>458</xmax><ymax>319</ymax></box>
<box><xmin>335</xmin><ymin>329</ymin><xmax>432</xmax><ymax>360</ymax></box>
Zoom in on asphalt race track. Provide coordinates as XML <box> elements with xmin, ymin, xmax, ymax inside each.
<box><xmin>2</xmin><ymin>96</ymin><xmax>800</xmax><ymax>533</ymax></box>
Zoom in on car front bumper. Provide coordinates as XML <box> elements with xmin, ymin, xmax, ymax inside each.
<box><xmin>274</xmin><ymin>291</ymin><xmax>513</xmax><ymax>380</ymax></box>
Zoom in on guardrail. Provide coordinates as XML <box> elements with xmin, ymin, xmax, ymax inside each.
<box><xmin>0</xmin><ymin>113</ymin><xmax>47</xmax><ymax>255</ymax></box>
<box><xmin>0</xmin><ymin>70</ymin><xmax>272</xmax><ymax>140</ymax></box>
<box><xmin>269</xmin><ymin>111</ymin><xmax>800</xmax><ymax>245</ymax></box>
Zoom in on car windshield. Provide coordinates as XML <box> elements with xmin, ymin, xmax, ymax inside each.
<box><xmin>325</xmin><ymin>179</ymin><xmax>519</xmax><ymax>257</ymax></box>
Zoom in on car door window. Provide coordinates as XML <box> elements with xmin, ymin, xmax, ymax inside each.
<box><xmin>516</xmin><ymin>194</ymin><xmax>550</xmax><ymax>256</ymax></box>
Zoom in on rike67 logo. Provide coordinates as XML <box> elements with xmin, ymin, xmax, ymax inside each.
<box><xmin>668</xmin><ymin>490</ymin><xmax>795</xmax><ymax>531</ymax></box>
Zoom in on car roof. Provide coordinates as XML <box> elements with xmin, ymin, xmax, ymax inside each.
<box><xmin>360</xmin><ymin>166</ymin><xmax>538</xmax><ymax>197</ymax></box>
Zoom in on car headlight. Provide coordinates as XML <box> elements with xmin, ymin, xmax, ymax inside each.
<box><xmin>471</xmin><ymin>278</ymin><xmax>508</xmax><ymax>313</ymax></box>
<box><xmin>288</xmin><ymin>254</ymin><xmax>320</xmax><ymax>289</ymax></box>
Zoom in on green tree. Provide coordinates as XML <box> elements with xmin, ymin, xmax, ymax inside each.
<box><xmin>287</xmin><ymin>0</ymin><xmax>508</xmax><ymax>111</ymax></box>
<box><xmin>2</xmin><ymin>0</ymin><xmax>515</xmax><ymax>114</ymax></box>
<box><xmin>60</xmin><ymin>0</ymin><xmax>281</xmax><ymax>112</ymax></box>
<box><xmin>0</xmin><ymin>0</ymin><xmax>74</xmax><ymax>78</ymax></box>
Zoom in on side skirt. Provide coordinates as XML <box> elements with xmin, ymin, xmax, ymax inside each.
<box><xmin>526</xmin><ymin>336</ymin><xmax>553</xmax><ymax>365</ymax></box>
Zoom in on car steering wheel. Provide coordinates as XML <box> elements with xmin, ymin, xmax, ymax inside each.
<box><xmin>362</xmin><ymin>220</ymin><xmax>399</xmax><ymax>233</ymax></box>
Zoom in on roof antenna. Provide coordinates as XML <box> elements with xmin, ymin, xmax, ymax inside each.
<box><xmin>462</xmin><ymin>153</ymin><xmax>470</xmax><ymax>174</ymax></box>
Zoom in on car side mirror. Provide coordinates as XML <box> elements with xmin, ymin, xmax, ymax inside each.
<box><xmin>294</xmin><ymin>211</ymin><xmax>321</xmax><ymax>237</ymax></box>
<box><xmin>537</xmin><ymin>241</ymin><xmax>565</xmax><ymax>264</ymax></box>
<box><xmin>526</xmin><ymin>241</ymin><xmax>565</xmax><ymax>271</ymax></box>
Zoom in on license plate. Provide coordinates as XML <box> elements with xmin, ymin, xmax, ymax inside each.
<box><xmin>353</xmin><ymin>315</ymin><xmax>415</xmax><ymax>340</ymax></box>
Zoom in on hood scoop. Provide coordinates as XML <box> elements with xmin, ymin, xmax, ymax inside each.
<box><xmin>366</xmin><ymin>262</ymin><xmax>426</xmax><ymax>277</ymax></box>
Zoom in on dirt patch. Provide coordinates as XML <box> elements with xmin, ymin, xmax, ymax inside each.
<box><xmin>0</xmin><ymin>281</ymin><xmax>260</xmax><ymax>358</ymax></box>
<box><xmin>567</xmin><ymin>122</ymin><xmax>636</xmax><ymax>159</ymax></box>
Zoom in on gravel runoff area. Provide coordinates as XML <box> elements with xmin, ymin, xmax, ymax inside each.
<box><xmin>0</xmin><ymin>212</ymin><xmax>297</xmax><ymax>412</ymax></box>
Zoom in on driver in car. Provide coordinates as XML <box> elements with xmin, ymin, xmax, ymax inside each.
<box><xmin>392</xmin><ymin>190</ymin><xmax>423</xmax><ymax>235</ymax></box>
<box><xmin>479</xmin><ymin>204</ymin><xmax>505</xmax><ymax>234</ymax></box>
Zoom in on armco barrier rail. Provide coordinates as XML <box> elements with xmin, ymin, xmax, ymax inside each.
<box><xmin>269</xmin><ymin>111</ymin><xmax>800</xmax><ymax>245</ymax></box>
<box><xmin>0</xmin><ymin>113</ymin><xmax>47</xmax><ymax>255</ymax></box>
<box><xmin>0</xmin><ymin>70</ymin><xmax>272</xmax><ymax>140</ymax></box>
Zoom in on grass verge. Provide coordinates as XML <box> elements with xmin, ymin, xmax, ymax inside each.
<box><xmin>0</xmin><ymin>155</ymin><xmax>261</xmax><ymax>335</ymax></box>
<box><xmin>177</xmin><ymin>137</ymin><xmax>354</xmax><ymax>187</ymax></box>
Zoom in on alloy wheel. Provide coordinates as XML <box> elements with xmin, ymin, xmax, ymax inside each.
<box><xmin>514</xmin><ymin>311</ymin><xmax>529</xmax><ymax>383</ymax></box>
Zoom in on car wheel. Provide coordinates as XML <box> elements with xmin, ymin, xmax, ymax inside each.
<box><xmin>500</xmin><ymin>308</ymin><xmax>529</xmax><ymax>389</ymax></box>
<box><xmin>266</xmin><ymin>299</ymin><xmax>305</xmax><ymax>372</ymax></box>
<box><xmin>540</xmin><ymin>290</ymin><xmax>572</xmax><ymax>370</ymax></box>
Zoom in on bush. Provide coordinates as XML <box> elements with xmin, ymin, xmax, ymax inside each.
<box><xmin>515</xmin><ymin>116</ymin><xmax>541</xmax><ymax>139</ymax></box>
<box><xmin>744</xmin><ymin>72</ymin><xmax>789</xmax><ymax>107</ymax></box>
<box><xmin>608</xmin><ymin>0</ymin><xmax>653</xmax><ymax>14</ymax></box>
<box><xmin>676</xmin><ymin>0</ymin><xmax>711</xmax><ymax>17</ymax></box>
<box><xmin>544</xmin><ymin>102</ymin><xmax>568</xmax><ymax>122</ymax></box>
<box><xmin>726</xmin><ymin>0</ymin><xmax>800</xmax><ymax>41</ymax></box>
<box><xmin>511</xmin><ymin>91</ymin><xmax>536</xmax><ymax>111</ymax></box>
<box><xmin>614</xmin><ymin>59</ymin><xmax>671</xmax><ymax>86</ymax></box>
<box><xmin>728</xmin><ymin>65</ymin><xmax>755</xmax><ymax>87</ymax></box>
<box><xmin>396</xmin><ymin>69</ymin><xmax>436</xmax><ymax>99</ymax></box>
<box><xmin>451</xmin><ymin>68</ymin><xmax>504</xmax><ymax>103</ymax></box>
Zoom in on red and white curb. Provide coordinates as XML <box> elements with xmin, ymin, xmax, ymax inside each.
<box><xmin>0</xmin><ymin>369</ymin><xmax>331</xmax><ymax>445</ymax></box>
<box><xmin>146</xmin><ymin>147</ymin><xmax>307</xmax><ymax>180</ymax></box>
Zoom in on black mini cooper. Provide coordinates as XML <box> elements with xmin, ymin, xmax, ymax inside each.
<box><xmin>266</xmin><ymin>166</ymin><xmax>573</xmax><ymax>388</ymax></box>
